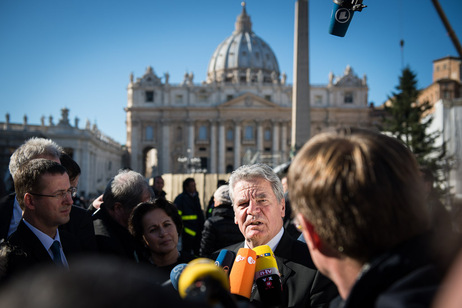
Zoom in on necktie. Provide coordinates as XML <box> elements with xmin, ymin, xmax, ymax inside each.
<box><xmin>50</xmin><ymin>240</ymin><xmax>64</xmax><ymax>266</ymax></box>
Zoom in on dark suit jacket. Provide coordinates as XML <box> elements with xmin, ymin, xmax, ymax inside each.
<box><xmin>0</xmin><ymin>220</ymin><xmax>82</xmax><ymax>283</ymax></box>
<box><xmin>224</xmin><ymin>231</ymin><xmax>338</xmax><ymax>308</ymax></box>
<box><xmin>0</xmin><ymin>193</ymin><xmax>16</xmax><ymax>242</ymax></box>
<box><xmin>92</xmin><ymin>205</ymin><xmax>145</xmax><ymax>262</ymax></box>
<box><xmin>0</xmin><ymin>193</ymin><xmax>97</xmax><ymax>253</ymax></box>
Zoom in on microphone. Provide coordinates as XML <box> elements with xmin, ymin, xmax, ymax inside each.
<box><xmin>163</xmin><ymin>263</ymin><xmax>188</xmax><ymax>290</ymax></box>
<box><xmin>229</xmin><ymin>248</ymin><xmax>257</xmax><ymax>299</ymax></box>
<box><xmin>178</xmin><ymin>258</ymin><xmax>234</xmax><ymax>307</ymax></box>
<box><xmin>328</xmin><ymin>0</ymin><xmax>366</xmax><ymax>37</ymax></box>
<box><xmin>253</xmin><ymin>245</ymin><xmax>282</xmax><ymax>307</ymax></box>
<box><xmin>215</xmin><ymin>249</ymin><xmax>236</xmax><ymax>276</ymax></box>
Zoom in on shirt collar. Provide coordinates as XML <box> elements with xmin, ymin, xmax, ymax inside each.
<box><xmin>244</xmin><ymin>226</ymin><xmax>284</xmax><ymax>252</ymax></box>
<box><xmin>22</xmin><ymin>218</ymin><xmax>61</xmax><ymax>251</ymax></box>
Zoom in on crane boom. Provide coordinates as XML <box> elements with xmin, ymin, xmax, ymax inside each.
<box><xmin>431</xmin><ymin>0</ymin><xmax>462</xmax><ymax>58</ymax></box>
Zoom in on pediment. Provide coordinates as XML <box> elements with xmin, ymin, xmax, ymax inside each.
<box><xmin>335</xmin><ymin>75</ymin><xmax>362</xmax><ymax>87</ymax></box>
<box><xmin>219</xmin><ymin>93</ymin><xmax>281</xmax><ymax>109</ymax></box>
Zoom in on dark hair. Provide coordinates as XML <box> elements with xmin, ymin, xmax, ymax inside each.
<box><xmin>60</xmin><ymin>153</ymin><xmax>81</xmax><ymax>183</ymax></box>
<box><xmin>129</xmin><ymin>199</ymin><xmax>183</xmax><ymax>243</ymax></box>
<box><xmin>14</xmin><ymin>159</ymin><xmax>67</xmax><ymax>209</ymax></box>
<box><xmin>182</xmin><ymin>177</ymin><xmax>195</xmax><ymax>191</ymax></box>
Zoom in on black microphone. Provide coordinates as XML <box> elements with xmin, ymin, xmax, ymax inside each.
<box><xmin>253</xmin><ymin>245</ymin><xmax>282</xmax><ymax>307</ymax></box>
<box><xmin>215</xmin><ymin>249</ymin><xmax>236</xmax><ymax>276</ymax></box>
<box><xmin>328</xmin><ymin>0</ymin><xmax>367</xmax><ymax>37</ymax></box>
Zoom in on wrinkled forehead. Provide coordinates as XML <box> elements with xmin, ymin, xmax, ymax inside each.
<box><xmin>233</xmin><ymin>178</ymin><xmax>273</xmax><ymax>199</ymax></box>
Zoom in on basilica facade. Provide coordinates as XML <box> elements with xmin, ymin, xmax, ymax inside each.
<box><xmin>125</xmin><ymin>5</ymin><xmax>376</xmax><ymax>177</ymax></box>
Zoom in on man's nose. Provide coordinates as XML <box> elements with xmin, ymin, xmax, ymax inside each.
<box><xmin>247</xmin><ymin>200</ymin><xmax>260</xmax><ymax>215</ymax></box>
<box><xmin>64</xmin><ymin>193</ymin><xmax>73</xmax><ymax>205</ymax></box>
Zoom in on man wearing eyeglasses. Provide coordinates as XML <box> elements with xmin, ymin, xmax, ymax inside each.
<box><xmin>1</xmin><ymin>159</ymin><xmax>81</xmax><ymax>283</ymax></box>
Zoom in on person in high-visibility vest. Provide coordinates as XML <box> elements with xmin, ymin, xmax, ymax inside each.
<box><xmin>173</xmin><ymin>178</ymin><xmax>204</xmax><ymax>256</ymax></box>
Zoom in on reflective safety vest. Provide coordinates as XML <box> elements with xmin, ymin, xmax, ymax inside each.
<box><xmin>178</xmin><ymin>210</ymin><xmax>198</xmax><ymax>237</ymax></box>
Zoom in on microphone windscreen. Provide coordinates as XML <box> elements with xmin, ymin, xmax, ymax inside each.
<box><xmin>215</xmin><ymin>249</ymin><xmax>235</xmax><ymax>275</ymax></box>
<box><xmin>253</xmin><ymin>245</ymin><xmax>283</xmax><ymax>306</ymax></box>
<box><xmin>328</xmin><ymin>2</ymin><xmax>355</xmax><ymax>37</ymax></box>
<box><xmin>253</xmin><ymin>245</ymin><xmax>278</xmax><ymax>274</ymax></box>
<box><xmin>178</xmin><ymin>258</ymin><xmax>229</xmax><ymax>299</ymax></box>
<box><xmin>170</xmin><ymin>263</ymin><xmax>188</xmax><ymax>291</ymax></box>
<box><xmin>229</xmin><ymin>248</ymin><xmax>257</xmax><ymax>299</ymax></box>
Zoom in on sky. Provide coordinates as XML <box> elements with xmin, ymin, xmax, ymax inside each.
<box><xmin>1</xmin><ymin>0</ymin><xmax>461</xmax><ymax>145</ymax></box>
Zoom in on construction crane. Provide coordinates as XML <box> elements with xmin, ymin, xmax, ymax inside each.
<box><xmin>431</xmin><ymin>0</ymin><xmax>462</xmax><ymax>59</ymax></box>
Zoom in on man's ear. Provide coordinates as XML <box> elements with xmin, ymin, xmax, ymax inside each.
<box><xmin>297</xmin><ymin>213</ymin><xmax>322</xmax><ymax>250</ymax></box>
<box><xmin>24</xmin><ymin>193</ymin><xmax>35</xmax><ymax>211</ymax></box>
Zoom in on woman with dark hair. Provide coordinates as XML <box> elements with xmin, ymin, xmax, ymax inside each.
<box><xmin>129</xmin><ymin>199</ymin><xmax>194</xmax><ymax>281</ymax></box>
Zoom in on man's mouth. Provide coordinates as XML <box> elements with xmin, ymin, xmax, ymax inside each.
<box><xmin>248</xmin><ymin>221</ymin><xmax>263</xmax><ymax>226</ymax></box>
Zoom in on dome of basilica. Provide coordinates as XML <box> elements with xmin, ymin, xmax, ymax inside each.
<box><xmin>206</xmin><ymin>3</ymin><xmax>280</xmax><ymax>84</ymax></box>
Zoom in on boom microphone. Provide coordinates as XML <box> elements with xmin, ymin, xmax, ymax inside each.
<box><xmin>328</xmin><ymin>0</ymin><xmax>366</xmax><ymax>37</ymax></box>
<box><xmin>229</xmin><ymin>248</ymin><xmax>257</xmax><ymax>299</ymax></box>
<box><xmin>215</xmin><ymin>249</ymin><xmax>236</xmax><ymax>276</ymax></box>
<box><xmin>253</xmin><ymin>245</ymin><xmax>283</xmax><ymax>307</ymax></box>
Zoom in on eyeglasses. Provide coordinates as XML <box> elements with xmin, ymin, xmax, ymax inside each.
<box><xmin>29</xmin><ymin>187</ymin><xmax>77</xmax><ymax>200</ymax></box>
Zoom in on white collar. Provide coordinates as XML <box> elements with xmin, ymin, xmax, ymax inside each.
<box><xmin>244</xmin><ymin>226</ymin><xmax>284</xmax><ymax>252</ymax></box>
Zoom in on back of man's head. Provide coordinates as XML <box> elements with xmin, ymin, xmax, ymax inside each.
<box><xmin>288</xmin><ymin>127</ymin><xmax>430</xmax><ymax>262</ymax></box>
<box><xmin>14</xmin><ymin>159</ymin><xmax>67</xmax><ymax>210</ymax></box>
<box><xmin>9</xmin><ymin>137</ymin><xmax>63</xmax><ymax>177</ymax></box>
<box><xmin>103</xmin><ymin>170</ymin><xmax>152</xmax><ymax>212</ymax></box>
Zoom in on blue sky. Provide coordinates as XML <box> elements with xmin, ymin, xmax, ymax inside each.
<box><xmin>1</xmin><ymin>0</ymin><xmax>461</xmax><ymax>145</ymax></box>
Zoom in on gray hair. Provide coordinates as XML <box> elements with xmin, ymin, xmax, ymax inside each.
<box><xmin>103</xmin><ymin>170</ymin><xmax>153</xmax><ymax>211</ymax></box>
<box><xmin>213</xmin><ymin>185</ymin><xmax>232</xmax><ymax>206</ymax></box>
<box><xmin>228</xmin><ymin>164</ymin><xmax>284</xmax><ymax>205</ymax></box>
<box><xmin>9</xmin><ymin>137</ymin><xmax>63</xmax><ymax>177</ymax></box>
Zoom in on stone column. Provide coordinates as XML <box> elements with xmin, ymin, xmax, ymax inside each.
<box><xmin>257</xmin><ymin>121</ymin><xmax>263</xmax><ymax>155</ymax></box>
<box><xmin>130</xmin><ymin>120</ymin><xmax>142</xmax><ymax>173</ymax></box>
<box><xmin>188</xmin><ymin>120</ymin><xmax>195</xmax><ymax>157</ymax></box>
<box><xmin>234</xmin><ymin>121</ymin><xmax>241</xmax><ymax>169</ymax></box>
<box><xmin>281</xmin><ymin>122</ymin><xmax>288</xmax><ymax>162</ymax></box>
<box><xmin>272</xmin><ymin>120</ymin><xmax>280</xmax><ymax>166</ymax></box>
<box><xmin>291</xmin><ymin>0</ymin><xmax>311</xmax><ymax>152</ymax></box>
<box><xmin>218</xmin><ymin>121</ymin><xmax>225</xmax><ymax>173</ymax></box>
<box><xmin>161</xmin><ymin>119</ymin><xmax>171</xmax><ymax>174</ymax></box>
<box><xmin>210</xmin><ymin>120</ymin><xmax>217</xmax><ymax>174</ymax></box>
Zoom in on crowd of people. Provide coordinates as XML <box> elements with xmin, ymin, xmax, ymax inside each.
<box><xmin>0</xmin><ymin>128</ymin><xmax>460</xmax><ymax>307</ymax></box>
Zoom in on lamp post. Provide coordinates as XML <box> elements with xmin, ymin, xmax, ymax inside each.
<box><xmin>177</xmin><ymin>148</ymin><xmax>207</xmax><ymax>173</ymax></box>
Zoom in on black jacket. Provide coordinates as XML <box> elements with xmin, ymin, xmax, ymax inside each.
<box><xmin>92</xmin><ymin>205</ymin><xmax>145</xmax><ymax>262</ymax></box>
<box><xmin>174</xmin><ymin>192</ymin><xmax>205</xmax><ymax>256</ymax></box>
<box><xmin>329</xmin><ymin>234</ymin><xmax>441</xmax><ymax>308</ymax></box>
<box><xmin>224</xmin><ymin>230</ymin><xmax>338</xmax><ymax>308</ymax></box>
<box><xmin>0</xmin><ymin>220</ymin><xmax>82</xmax><ymax>283</ymax></box>
<box><xmin>200</xmin><ymin>204</ymin><xmax>244</xmax><ymax>258</ymax></box>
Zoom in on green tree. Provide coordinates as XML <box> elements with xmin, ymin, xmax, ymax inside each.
<box><xmin>382</xmin><ymin>66</ymin><xmax>442</xmax><ymax>173</ymax></box>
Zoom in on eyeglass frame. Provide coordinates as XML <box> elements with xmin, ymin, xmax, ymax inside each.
<box><xmin>28</xmin><ymin>187</ymin><xmax>77</xmax><ymax>200</ymax></box>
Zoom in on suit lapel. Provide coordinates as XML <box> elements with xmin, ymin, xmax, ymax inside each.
<box><xmin>11</xmin><ymin>221</ymin><xmax>54</xmax><ymax>264</ymax></box>
<box><xmin>273</xmin><ymin>232</ymin><xmax>295</xmax><ymax>287</ymax></box>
